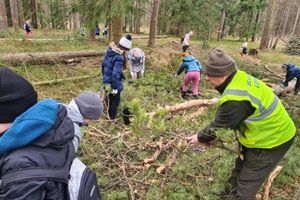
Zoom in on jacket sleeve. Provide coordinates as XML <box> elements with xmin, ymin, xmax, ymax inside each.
<box><xmin>177</xmin><ymin>63</ymin><xmax>186</xmax><ymax>75</ymax></box>
<box><xmin>141</xmin><ymin>52</ymin><xmax>145</xmax><ymax>73</ymax></box>
<box><xmin>111</xmin><ymin>55</ymin><xmax>124</xmax><ymax>90</ymax></box>
<box><xmin>285</xmin><ymin>68</ymin><xmax>295</xmax><ymax>83</ymax></box>
<box><xmin>197</xmin><ymin>100</ymin><xmax>255</xmax><ymax>143</ymax></box>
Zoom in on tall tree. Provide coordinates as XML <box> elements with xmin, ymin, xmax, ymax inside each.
<box><xmin>0</xmin><ymin>0</ymin><xmax>8</xmax><ymax>30</ymax></box>
<box><xmin>272</xmin><ymin>0</ymin><xmax>290</xmax><ymax>49</ymax></box>
<box><xmin>17</xmin><ymin>0</ymin><xmax>24</xmax><ymax>26</ymax></box>
<box><xmin>30</xmin><ymin>0</ymin><xmax>38</xmax><ymax>28</ymax></box>
<box><xmin>259</xmin><ymin>0</ymin><xmax>275</xmax><ymax>50</ymax></box>
<box><xmin>291</xmin><ymin>5</ymin><xmax>300</xmax><ymax>37</ymax></box>
<box><xmin>148</xmin><ymin>0</ymin><xmax>160</xmax><ymax>47</ymax></box>
<box><xmin>217</xmin><ymin>8</ymin><xmax>226</xmax><ymax>41</ymax></box>
<box><xmin>9</xmin><ymin>0</ymin><xmax>19</xmax><ymax>30</ymax></box>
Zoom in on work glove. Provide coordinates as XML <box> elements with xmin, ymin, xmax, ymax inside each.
<box><xmin>121</xmin><ymin>73</ymin><xmax>126</xmax><ymax>80</ymax></box>
<box><xmin>111</xmin><ymin>89</ymin><xmax>118</xmax><ymax>95</ymax></box>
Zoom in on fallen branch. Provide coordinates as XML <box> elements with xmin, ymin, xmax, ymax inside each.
<box><xmin>147</xmin><ymin>98</ymin><xmax>218</xmax><ymax>117</ymax></box>
<box><xmin>264</xmin><ymin>165</ymin><xmax>283</xmax><ymax>200</ymax></box>
<box><xmin>33</xmin><ymin>74</ymin><xmax>98</xmax><ymax>86</ymax></box>
<box><xmin>143</xmin><ymin>137</ymin><xmax>164</xmax><ymax>164</ymax></box>
<box><xmin>156</xmin><ymin>149</ymin><xmax>179</xmax><ymax>174</ymax></box>
<box><xmin>185</xmin><ymin>107</ymin><xmax>208</xmax><ymax>120</ymax></box>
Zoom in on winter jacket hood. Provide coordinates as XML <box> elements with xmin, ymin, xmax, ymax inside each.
<box><xmin>102</xmin><ymin>42</ymin><xmax>126</xmax><ymax>91</ymax></box>
<box><xmin>177</xmin><ymin>56</ymin><xmax>202</xmax><ymax>75</ymax></box>
<box><xmin>0</xmin><ymin>99</ymin><xmax>58</xmax><ymax>155</ymax></box>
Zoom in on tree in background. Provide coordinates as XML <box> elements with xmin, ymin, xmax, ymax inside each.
<box><xmin>259</xmin><ymin>0</ymin><xmax>275</xmax><ymax>50</ymax></box>
<box><xmin>0</xmin><ymin>0</ymin><xmax>8</xmax><ymax>30</ymax></box>
<box><xmin>148</xmin><ymin>0</ymin><xmax>160</xmax><ymax>47</ymax></box>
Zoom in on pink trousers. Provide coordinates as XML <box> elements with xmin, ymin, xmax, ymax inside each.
<box><xmin>182</xmin><ymin>71</ymin><xmax>201</xmax><ymax>95</ymax></box>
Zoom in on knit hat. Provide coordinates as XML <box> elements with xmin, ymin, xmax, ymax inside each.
<box><xmin>74</xmin><ymin>91</ymin><xmax>103</xmax><ymax>120</ymax></box>
<box><xmin>205</xmin><ymin>48</ymin><xmax>237</xmax><ymax>77</ymax></box>
<box><xmin>119</xmin><ymin>34</ymin><xmax>132</xmax><ymax>50</ymax></box>
<box><xmin>0</xmin><ymin>67</ymin><xmax>37</xmax><ymax>123</ymax></box>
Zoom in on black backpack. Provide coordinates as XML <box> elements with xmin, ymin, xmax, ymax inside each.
<box><xmin>69</xmin><ymin>158</ymin><xmax>101</xmax><ymax>200</ymax></box>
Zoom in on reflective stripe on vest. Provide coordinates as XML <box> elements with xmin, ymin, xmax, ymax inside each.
<box><xmin>223</xmin><ymin>89</ymin><xmax>279</xmax><ymax>122</ymax></box>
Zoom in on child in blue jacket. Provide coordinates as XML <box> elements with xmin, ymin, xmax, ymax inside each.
<box><xmin>101</xmin><ymin>34</ymin><xmax>132</xmax><ymax>119</ymax></box>
<box><xmin>176</xmin><ymin>52</ymin><xmax>202</xmax><ymax>99</ymax></box>
<box><xmin>282</xmin><ymin>63</ymin><xmax>300</xmax><ymax>95</ymax></box>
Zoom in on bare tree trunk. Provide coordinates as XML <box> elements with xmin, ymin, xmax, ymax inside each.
<box><xmin>112</xmin><ymin>13</ymin><xmax>123</xmax><ymax>44</ymax></box>
<box><xmin>272</xmin><ymin>0</ymin><xmax>290</xmax><ymax>49</ymax></box>
<box><xmin>259</xmin><ymin>0</ymin><xmax>275</xmax><ymax>50</ymax></box>
<box><xmin>291</xmin><ymin>6</ymin><xmax>300</xmax><ymax>37</ymax></box>
<box><xmin>217</xmin><ymin>9</ymin><xmax>226</xmax><ymax>41</ymax></box>
<box><xmin>17</xmin><ymin>0</ymin><xmax>24</xmax><ymax>26</ymax></box>
<box><xmin>30</xmin><ymin>0</ymin><xmax>38</xmax><ymax>28</ymax></box>
<box><xmin>251</xmin><ymin>0</ymin><xmax>262</xmax><ymax>42</ymax></box>
<box><xmin>133</xmin><ymin>0</ymin><xmax>141</xmax><ymax>33</ymax></box>
<box><xmin>0</xmin><ymin>0</ymin><xmax>8</xmax><ymax>29</ymax></box>
<box><xmin>246</xmin><ymin>9</ymin><xmax>254</xmax><ymax>41</ymax></box>
<box><xmin>148</xmin><ymin>0</ymin><xmax>160</xmax><ymax>48</ymax></box>
<box><xmin>9</xmin><ymin>0</ymin><xmax>19</xmax><ymax>30</ymax></box>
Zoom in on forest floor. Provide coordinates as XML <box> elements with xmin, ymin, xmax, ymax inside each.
<box><xmin>0</xmin><ymin>29</ymin><xmax>300</xmax><ymax>200</ymax></box>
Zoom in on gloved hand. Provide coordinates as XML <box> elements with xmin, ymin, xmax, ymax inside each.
<box><xmin>121</xmin><ymin>73</ymin><xmax>126</xmax><ymax>80</ymax></box>
<box><xmin>111</xmin><ymin>89</ymin><xmax>118</xmax><ymax>95</ymax></box>
<box><xmin>283</xmin><ymin>81</ymin><xmax>288</xmax><ymax>87</ymax></box>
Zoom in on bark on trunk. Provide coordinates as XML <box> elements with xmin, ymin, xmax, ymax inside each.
<box><xmin>259</xmin><ymin>0</ymin><xmax>275</xmax><ymax>50</ymax></box>
<box><xmin>0</xmin><ymin>50</ymin><xmax>104</xmax><ymax>65</ymax></box>
<box><xmin>0</xmin><ymin>0</ymin><xmax>8</xmax><ymax>29</ymax></box>
<box><xmin>9</xmin><ymin>0</ymin><xmax>19</xmax><ymax>30</ymax></box>
<box><xmin>17</xmin><ymin>0</ymin><xmax>24</xmax><ymax>27</ymax></box>
<box><xmin>217</xmin><ymin>9</ymin><xmax>226</xmax><ymax>41</ymax></box>
<box><xmin>148</xmin><ymin>0</ymin><xmax>160</xmax><ymax>47</ymax></box>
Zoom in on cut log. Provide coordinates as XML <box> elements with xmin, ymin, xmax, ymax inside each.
<box><xmin>147</xmin><ymin>98</ymin><xmax>218</xmax><ymax>117</ymax></box>
<box><xmin>0</xmin><ymin>50</ymin><xmax>104</xmax><ymax>65</ymax></box>
<box><xmin>268</xmin><ymin>80</ymin><xmax>296</xmax><ymax>96</ymax></box>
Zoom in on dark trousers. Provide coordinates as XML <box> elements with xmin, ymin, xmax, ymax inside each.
<box><xmin>182</xmin><ymin>45</ymin><xmax>189</xmax><ymax>52</ymax></box>
<box><xmin>104</xmin><ymin>92</ymin><xmax>121</xmax><ymax>120</ymax></box>
<box><xmin>228</xmin><ymin>137</ymin><xmax>294</xmax><ymax>200</ymax></box>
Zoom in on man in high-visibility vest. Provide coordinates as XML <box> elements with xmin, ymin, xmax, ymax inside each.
<box><xmin>187</xmin><ymin>48</ymin><xmax>296</xmax><ymax>200</ymax></box>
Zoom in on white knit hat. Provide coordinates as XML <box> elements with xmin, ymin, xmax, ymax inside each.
<box><xmin>119</xmin><ymin>34</ymin><xmax>132</xmax><ymax>50</ymax></box>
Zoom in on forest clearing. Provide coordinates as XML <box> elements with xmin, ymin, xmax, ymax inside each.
<box><xmin>1</xmin><ymin>0</ymin><xmax>300</xmax><ymax>200</ymax></box>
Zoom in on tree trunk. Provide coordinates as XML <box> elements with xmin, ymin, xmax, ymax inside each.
<box><xmin>251</xmin><ymin>0</ymin><xmax>262</xmax><ymax>42</ymax></box>
<box><xmin>0</xmin><ymin>0</ymin><xmax>8</xmax><ymax>29</ymax></box>
<box><xmin>9</xmin><ymin>0</ymin><xmax>19</xmax><ymax>30</ymax></box>
<box><xmin>246</xmin><ymin>9</ymin><xmax>254</xmax><ymax>41</ymax></box>
<box><xmin>217</xmin><ymin>9</ymin><xmax>226</xmax><ymax>41</ymax></box>
<box><xmin>272</xmin><ymin>0</ymin><xmax>290</xmax><ymax>49</ymax></box>
<box><xmin>0</xmin><ymin>50</ymin><xmax>104</xmax><ymax>65</ymax></box>
<box><xmin>259</xmin><ymin>0</ymin><xmax>275</xmax><ymax>50</ymax></box>
<box><xmin>17</xmin><ymin>0</ymin><xmax>24</xmax><ymax>27</ymax></box>
<box><xmin>30</xmin><ymin>0</ymin><xmax>38</xmax><ymax>28</ymax></box>
<box><xmin>112</xmin><ymin>13</ymin><xmax>123</xmax><ymax>44</ymax></box>
<box><xmin>291</xmin><ymin>6</ymin><xmax>300</xmax><ymax>37</ymax></box>
<box><xmin>148</xmin><ymin>0</ymin><xmax>160</xmax><ymax>47</ymax></box>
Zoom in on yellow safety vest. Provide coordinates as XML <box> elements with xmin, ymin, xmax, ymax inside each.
<box><xmin>219</xmin><ymin>70</ymin><xmax>296</xmax><ymax>148</ymax></box>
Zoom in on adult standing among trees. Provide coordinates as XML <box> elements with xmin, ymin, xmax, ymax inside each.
<box><xmin>182</xmin><ymin>31</ymin><xmax>193</xmax><ymax>52</ymax></box>
<box><xmin>101</xmin><ymin>34</ymin><xmax>132</xmax><ymax>120</ymax></box>
<box><xmin>187</xmin><ymin>48</ymin><xmax>296</xmax><ymax>199</ymax></box>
